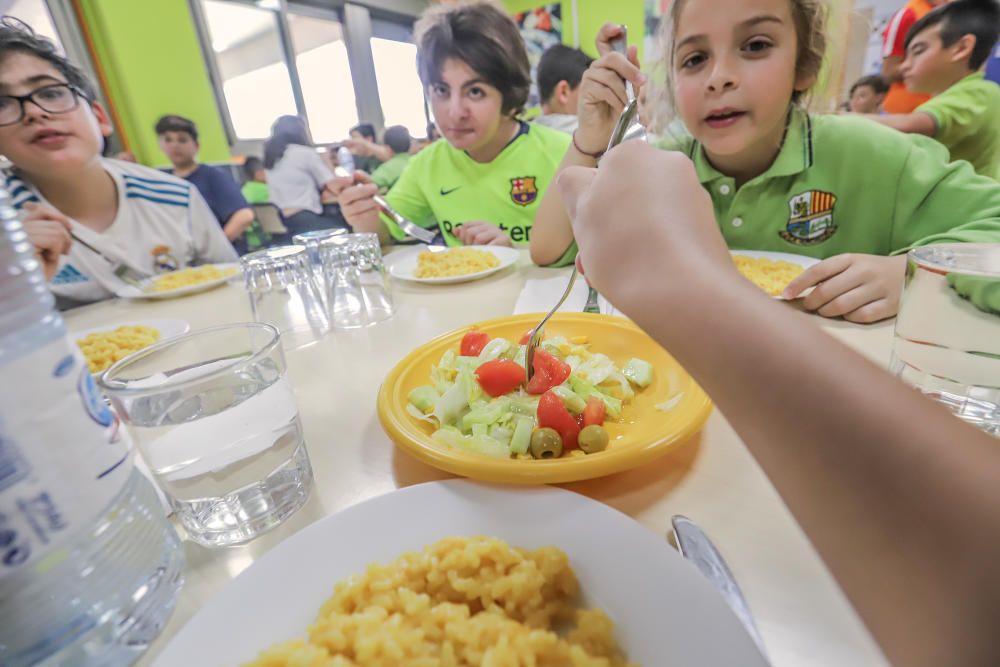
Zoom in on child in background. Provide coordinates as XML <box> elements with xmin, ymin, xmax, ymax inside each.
<box><xmin>348</xmin><ymin>122</ymin><xmax>381</xmax><ymax>173</ymax></box>
<box><xmin>263</xmin><ymin>115</ymin><xmax>347</xmax><ymax>236</ymax></box>
<box><xmin>369</xmin><ymin>125</ymin><xmax>412</xmax><ymax>192</ymax></box>
<box><xmin>866</xmin><ymin>0</ymin><xmax>1000</xmax><ymax>181</ymax></box>
<box><xmin>0</xmin><ymin>19</ymin><xmax>236</xmax><ymax>307</ymax></box>
<box><xmin>531</xmin><ymin>1</ymin><xmax>1000</xmax><ymax>323</ymax></box>
<box><xmin>155</xmin><ymin>113</ymin><xmax>255</xmax><ymax>248</ymax></box>
<box><xmin>240</xmin><ymin>156</ymin><xmax>269</xmax><ymax>204</ymax></box>
<box><xmin>533</xmin><ymin>44</ymin><xmax>594</xmax><ymax>134</ymax></box>
<box><xmin>847</xmin><ymin>74</ymin><xmax>889</xmax><ymax>113</ymax></box>
<box><xmin>335</xmin><ymin>2</ymin><xmax>571</xmax><ymax>248</ymax></box>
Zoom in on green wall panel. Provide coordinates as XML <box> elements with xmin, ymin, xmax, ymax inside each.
<box><xmin>77</xmin><ymin>0</ymin><xmax>229</xmax><ymax>166</ymax></box>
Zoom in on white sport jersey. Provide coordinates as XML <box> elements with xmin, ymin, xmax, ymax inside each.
<box><xmin>5</xmin><ymin>158</ymin><xmax>238</xmax><ymax>306</ymax></box>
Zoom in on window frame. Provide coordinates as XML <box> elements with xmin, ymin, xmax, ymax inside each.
<box><xmin>190</xmin><ymin>0</ymin><xmax>427</xmax><ymax>152</ymax></box>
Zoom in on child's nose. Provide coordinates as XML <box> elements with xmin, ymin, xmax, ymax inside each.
<box><xmin>706</xmin><ymin>54</ymin><xmax>739</xmax><ymax>92</ymax></box>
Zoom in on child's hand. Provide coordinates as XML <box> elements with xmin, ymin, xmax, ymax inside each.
<box><xmin>329</xmin><ymin>169</ymin><xmax>371</xmax><ymax>197</ymax></box>
<box><xmin>574</xmin><ymin>23</ymin><xmax>646</xmax><ymax>156</ymax></box>
<box><xmin>454</xmin><ymin>221</ymin><xmax>512</xmax><ymax>247</ymax></box>
<box><xmin>336</xmin><ymin>173</ymin><xmax>381</xmax><ymax>231</ymax></box>
<box><xmin>783</xmin><ymin>254</ymin><xmax>908</xmax><ymax>323</ymax></box>
<box><xmin>22</xmin><ymin>202</ymin><xmax>72</xmax><ymax>280</ymax></box>
<box><xmin>556</xmin><ymin>141</ymin><xmax>728</xmax><ymax>316</ymax></box>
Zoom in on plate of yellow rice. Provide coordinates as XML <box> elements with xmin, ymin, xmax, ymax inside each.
<box><xmin>151</xmin><ymin>480</ymin><xmax>767</xmax><ymax>667</ymax></box>
<box><xmin>387</xmin><ymin>245</ymin><xmax>520</xmax><ymax>284</ymax></box>
<box><xmin>121</xmin><ymin>263</ymin><xmax>241</xmax><ymax>299</ymax></box>
<box><xmin>73</xmin><ymin>319</ymin><xmax>189</xmax><ymax>374</ymax></box>
<box><xmin>731</xmin><ymin>250</ymin><xmax>819</xmax><ymax>298</ymax></box>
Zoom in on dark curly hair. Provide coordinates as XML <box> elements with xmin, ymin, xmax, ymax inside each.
<box><xmin>0</xmin><ymin>16</ymin><xmax>96</xmax><ymax>100</ymax></box>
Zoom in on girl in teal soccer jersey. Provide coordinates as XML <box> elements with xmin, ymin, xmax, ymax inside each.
<box><xmin>532</xmin><ymin>0</ymin><xmax>1000</xmax><ymax>323</ymax></box>
<box><xmin>334</xmin><ymin>1</ymin><xmax>570</xmax><ymax>249</ymax></box>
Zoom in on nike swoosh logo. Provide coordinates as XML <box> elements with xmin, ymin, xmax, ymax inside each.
<box><xmin>440</xmin><ymin>186</ymin><xmax>461</xmax><ymax>196</ymax></box>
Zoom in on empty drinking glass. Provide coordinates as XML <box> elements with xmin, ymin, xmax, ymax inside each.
<box><xmin>293</xmin><ymin>228</ymin><xmax>347</xmax><ymax>269</ymax></box>
<box><xmin>889</xmin><ymin>244</ymin><xmax>1000</xmax><ymax>435</ymax></box>
<box><xmin>99</xmin><ymin>323</ymin><xmax>314</xmax><ymax>547</ymax></box>
<box><xmin>318</xmin><ymin>232</ymin><xmax>394</xmax><ymax>328</ymax></box>
<box><xmin>242</xmin><ymin>245</ymin><xmax>329</xmax><ymax>349</ymax></box>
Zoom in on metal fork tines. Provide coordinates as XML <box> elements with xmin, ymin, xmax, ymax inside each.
<box><xmin>334</xmin><ymin>166</ymin><xmax>437</xmax><ymax>243</ymax></box>
<box><xmin>70</xmin><ymin>231</ymin><xmax>150</xmax><ymax>287</ymax></box>
<box><xmin>524</xmin><ymin>267</ymin><xmax>578</xmax><ymax>381</ymax></box>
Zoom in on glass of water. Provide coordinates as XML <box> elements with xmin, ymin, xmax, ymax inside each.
<box><xmin>99</xmin><ymin>323</ymin><xmax>314</xmax><ymax>547</ymax></box>
<box><xmin>318</xmin><ymin>232</ymin><xmax>394</xmax><ymax>328</ymax></box>
<box><xmin>889</xmin><ymin>243</ymin><xmax>1000</xmax><ymax>435</ymax></box>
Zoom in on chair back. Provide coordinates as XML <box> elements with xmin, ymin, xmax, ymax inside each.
<box><xmin>252</xmin><ymin>203</ymin><xmax>288</xmax><ymax>235</ymax></box>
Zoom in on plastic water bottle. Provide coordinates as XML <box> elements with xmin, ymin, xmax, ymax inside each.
<box><xmin>336</xmin><ymin>145</ymin><xmax>355</xmax><ymax>173</ymax></box>
<box><xmin>0</xmin><ymin>188</ymin><xmax>184</xmax><ymax>665</ymax></box>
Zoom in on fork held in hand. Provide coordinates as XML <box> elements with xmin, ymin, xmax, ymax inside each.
<box><xmin>524</xmin><ymin>267</ymin><xmax>578</xmax><ymax>381</ymax></box>
<box><xmin>334</xmin><ymin>166</ymin><xmax>437</xmax><ymax>243</ymax></box>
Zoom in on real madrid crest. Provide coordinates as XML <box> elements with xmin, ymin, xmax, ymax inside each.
<box><xmin>510</xmin><ymin>176</ymin><xmax>538</xmax><ymax>206</ymax></box>
<box><xmin>779</xmin><ymin>190</ymin><xmax>838</xmax><ymax>245</ymax></box>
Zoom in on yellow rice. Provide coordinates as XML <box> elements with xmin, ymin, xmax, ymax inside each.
<box><xmin>76</xmin><ymin>325</ymin><xmax>160</xmax><ymax>374</ymax></box>
<box><xmin>145</xmin><ymin>265</ymin><xmax>236</xmax><ymax>293</ymax></box>
<box><xmin>733</xmin><ymin>255</ymin><xmax>806</xmax><ymax>297</ymax></box>
<box><xmin>244</xmin><ymin>536</ymin><xmax>636</xmax><ymax>667</ymax></box>
<box><xmin>415</xmin><ymin>248</ymin><xmax>500</xmax><ymax>278</ymax></box>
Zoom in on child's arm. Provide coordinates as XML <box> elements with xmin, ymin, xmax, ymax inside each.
<box><xmin>559</xmin><ymin>141</ymin><xmax>1000</xmax><ymax>667</ymax></box>
<box><xmin>782</xmin><ymin>254</ymin><xmax>907</xmax><ymax>323</ymax></box>
<box><xmin>862</xmin><ymin>112</ymin><xmax>936</xmax><ymax>137</ymax></box>
<box><xmin>530</xmin><ymin>22</ymin><xmax>645</xmax><ymax>267</ymax></box>
<box><xmin>188</xmin><ymin>190</ymin><xmax>239</xmax><ymax>263</ymax></box>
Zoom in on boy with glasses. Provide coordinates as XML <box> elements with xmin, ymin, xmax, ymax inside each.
<box><xmin>0</xmin><ymin>18</ymin><xmax>236</xmax><ymax>307</ymax></box>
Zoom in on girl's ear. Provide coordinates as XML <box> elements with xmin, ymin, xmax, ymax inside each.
<box><xmin>794</xmin><ymin>72</ymin><xmax>817</xmax><ymax>95</ymax></box>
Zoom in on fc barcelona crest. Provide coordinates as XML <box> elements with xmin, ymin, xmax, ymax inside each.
<box><xmin>779</xmin><ymin>190</ymin><xmax>838</xmax><ymax>245</ymax></box>
<box><xmin>510</xmin><ymin>176</ymin><xmax>538</xmax><ymax>206</ymax></box>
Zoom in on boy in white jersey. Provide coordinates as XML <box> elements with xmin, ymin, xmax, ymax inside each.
<box><xmin>0</xmin><ymin>19</ymin><xmax>236</xmax><ymax>308</ymax></box>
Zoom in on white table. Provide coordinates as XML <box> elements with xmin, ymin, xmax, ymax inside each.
<box><xmin>63</xmin><ymin>251</ymin><xmax>892</xmax><ymax>667</ymax></box>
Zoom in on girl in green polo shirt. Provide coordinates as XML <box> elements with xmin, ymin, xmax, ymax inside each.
<box><xmin>335</xmin><ymin>2</ymin><xmax>570</xmax><ymax>248</ymax></box>
<box><xmin>533</xmin><ymin>0</ymin><xmax>1000</xmax><ymax>323</ymax></box>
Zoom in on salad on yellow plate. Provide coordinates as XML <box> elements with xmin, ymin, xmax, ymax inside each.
<box><xmin>378</xmin><ymin>314</ymin><xmax>713</xmax><ymax>484</ymax></box>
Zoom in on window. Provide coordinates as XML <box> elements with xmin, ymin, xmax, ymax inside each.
<box><xmin>371</xmin><ymin>37</ymin><xmax>425</xmax><ymax>137</ymax></box>
<box><xmin>4</xmin><ymin>0</ymin><xmax>62</xmax><ymax>50</ymax></box>
<box><xmin>287</xmin><ymin>12</ymin><xmax>357</xmax><ymax>144</ymax></box>
<box><xmin>196</xmin><ymin>0</ymin><xmax>428</xmax><ymax>146</ymax></box>
<box><xmin>199</xmin><ymin>0</ymin><xmax>297</xmax><ymax>139</ymax></box>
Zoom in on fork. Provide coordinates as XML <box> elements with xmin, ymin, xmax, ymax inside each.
<box><xmin>70</xmin><ymin>231</ymin><xmax>150</xmax><ymax>288</ymax></box>
<box><xmin>524</xmin><ymin>267</ymin><xmax>578</xmax><ymax>381</ymax></box>
<box><xmin>605</xmin><ymin>27</ymin><xmax>647</xmax><ymax>152</ymax></box>
<box><xmin>584</xmin><ymin>286</ymin><xmax>602</xmax><ymax>314</ymax></box>
<box><xmin>333</xmin><ymin>166</ymin><xmax>437</xmax><ymax>243</ymax></box>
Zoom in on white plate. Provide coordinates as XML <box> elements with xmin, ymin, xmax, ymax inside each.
<box><xmin>387</xmin><ymin>245</ymin><xmax>520</xmax><ymax>284</ymax></box>
<box><xmin>731</xmin><ymin>250</ymin><xmax>820</xmax><ymax>299</ymax></box>
<box><xmin>120</xmin><ymin>263</ymin><xmax>241</xmax><ymax>300</ymax></box>
<box><xmin>71</xmin><ymin>318</ymin><xmax>190</xmax><ymax>342</ymax></box>
<box><xmin>152</xmin><ymin>480</ymin><xmax>767</xmax><ymax>667</ymax></box>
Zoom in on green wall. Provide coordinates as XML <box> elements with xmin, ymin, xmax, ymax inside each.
<box><xmin>503</xmin><ymin>0</ymin><xmax>646</xmax><ymax>61</ymax></box>
<box><xmin>77</xmin><ymin>0</ymin><xmax>230</xmax><ymax>167</ymax></box>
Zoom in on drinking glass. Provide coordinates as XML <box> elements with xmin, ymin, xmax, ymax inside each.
<box><xmin>889</xmin><ymin>244</ymin><xmax>1000</xmax><ymax>435</ymax></box>
<box><xmin>318</xmin><ymin>232</ymin><xmax>394</xmax><ymax>328</ymax></box>
<box><xmin>293</xmin><ymin>228</ymin><xmax>347</xmax><ymax>269</ymax></box>
<box><xmin>241</xmin><ymin>245</ymin><xmax>329</xmax><ymax>349</ymax></box>
<box><xmin>100</xmin><ymin>323</ymin><xmax>314</xmax><ymax>547</ymax></box>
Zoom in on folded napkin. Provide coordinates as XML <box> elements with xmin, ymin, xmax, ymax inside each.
<box><xmin>513</xmin><ymin>270</ymin><xmax>624</xmax><ymax>318</ymax></box>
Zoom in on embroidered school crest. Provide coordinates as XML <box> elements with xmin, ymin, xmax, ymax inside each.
<box><xmin>779</xmin><ymin>191</ymin><xmax>838</xmax><ymax>245</ymax></box>
<box><xmin>150</xmin><ymin>245</ymin><xmax>179</xmax><ymax>273</ymax></box>
<box><xmin>510</xmin><ymin>177</ymin><xmax>538</xmax><ymax>206</ymax></box>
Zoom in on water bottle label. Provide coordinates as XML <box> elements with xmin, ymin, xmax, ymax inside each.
<box><xmin>0</xmin><ymin>337</ymin><xmax>132</xmax><ymax>578</ymax></box>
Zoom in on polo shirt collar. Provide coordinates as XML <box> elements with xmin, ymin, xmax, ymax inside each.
<box><xmin>688</xmin><ymin>107</ymin><xmax>813</xmax><ymax>185</ymax></box>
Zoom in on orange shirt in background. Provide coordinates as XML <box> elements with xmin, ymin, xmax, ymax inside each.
<box><xmin>881</xmin><ymin>0</ymin><xmax>935</xmax><ymax>113</ymax></box>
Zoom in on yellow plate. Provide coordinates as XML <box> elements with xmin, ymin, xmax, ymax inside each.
<box><xmin>377</xmin><ymin>313</ymin><xmax>713</xmax><ymax>484</ymax></box>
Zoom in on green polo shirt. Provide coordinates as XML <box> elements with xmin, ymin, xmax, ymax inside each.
<box><xmin>546</xmin><ymin>109</ymin><xmax>1000</xmax><ymax>265</ymax></box>
<box><xmin>240</xmin><ymin>181</ymin><xmax>270</xmax><ymax>204</ymax></box>
<box><xmin>917</xmin><ymin>72</ymin><xmax>1000</xmax><ymax>181</ymax></box>
<box><xmin>382</xmin><ymin>122</ymin><xmax>571</xmax><ymax>246</ymax></box>
<box><xmin>370</xmin><ymin>152</ymin><xmax>411</xmax><ymax>191</ymax></box>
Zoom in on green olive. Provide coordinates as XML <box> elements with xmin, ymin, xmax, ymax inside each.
<box><xmin>530</xmin><ymin>427</ymin><xmax>564</xmax><ymax>459</ymax></box>
<box><xmin>578</xmin><ymin>425</ymin><xmax>609</xmax><ymax>454</ymax></box>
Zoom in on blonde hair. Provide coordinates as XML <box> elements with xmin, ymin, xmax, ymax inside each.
<box><xmin>648</xmin><ymin>0</ymin><xmax>829</xmax><ymax>136</ymax></box>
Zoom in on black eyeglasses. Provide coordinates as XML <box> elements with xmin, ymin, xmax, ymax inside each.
<box><xmin>0</xmin><ymin>83</ymin><xmax>88</xmax><ymax>127</ymax></box>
